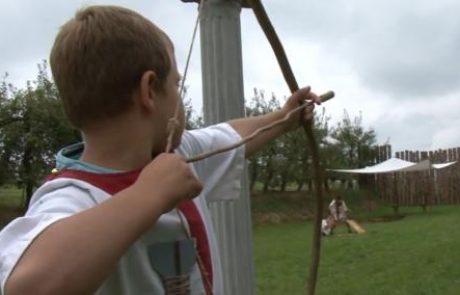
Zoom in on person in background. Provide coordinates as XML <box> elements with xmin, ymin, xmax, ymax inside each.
<box><xmin>328</xmin><ymin>195</ymin><xmax>352</xmax><ymax>234</ymax></box>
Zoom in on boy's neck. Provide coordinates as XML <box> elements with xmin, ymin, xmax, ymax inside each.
<box><xmin>80</xmin><ymin>142</ymin><xmax>150</xmax><ymax>172</ymax></box>
<box><xmin>79</xmin><ymin>118</ymin><xmax>162</xmax><ymax>171</ymax></box>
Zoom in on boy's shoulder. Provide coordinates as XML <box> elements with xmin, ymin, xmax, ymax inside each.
<box><xmin>28</xmin><ymin>175</ymin><xmax>117</xmax><ymax>213</ymax></box>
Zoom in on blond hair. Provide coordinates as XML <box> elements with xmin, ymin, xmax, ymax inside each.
<box><xmin>50</xmin><ymin>5</ymin><xmax>171</xmax><ymax>128</ymax></box>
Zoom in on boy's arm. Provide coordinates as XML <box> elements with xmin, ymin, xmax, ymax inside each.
<box><xmin>5</xmin><ymin>154</ymin><xmax>202</xmax><ymax>295</ymax></box>
<box><xmin>228</xmin><ymin>87</ymin><xmax>320</xmax><ymax>158</ymax></box>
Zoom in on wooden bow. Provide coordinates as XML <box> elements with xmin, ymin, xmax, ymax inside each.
<box><xmin>246</xmin><ymin>1</ymin><xmax>335</xmax><ymax>294</ymax></box>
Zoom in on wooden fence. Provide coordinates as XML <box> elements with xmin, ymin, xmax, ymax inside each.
<box><xmin>375</xmin><ymin>146</ymin><xmax>460</xmax><ymax>209</ymax></box>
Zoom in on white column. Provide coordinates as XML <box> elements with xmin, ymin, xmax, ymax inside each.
<box><xmin>200</xmin><ymin>0</ymin><xmax>255</xmax><ymax>294</ymax></box>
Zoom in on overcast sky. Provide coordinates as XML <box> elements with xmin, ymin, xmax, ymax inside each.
<box><xmin>1</xmin><ymin>0</ymin><xmax>459</xmax><ymax>155</ymax></box>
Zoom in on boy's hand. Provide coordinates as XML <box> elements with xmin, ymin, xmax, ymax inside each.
<box><xmin>135</xmin><ymin>153</ymin><xmax>203</xmax><ymax>212</ymax></box>
<box><xmin>282</xmin><ymin>86</ymin><xmax>321</xmax><ymax>131</ymax></box>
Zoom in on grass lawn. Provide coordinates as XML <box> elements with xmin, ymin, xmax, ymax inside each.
<box><xmin>0</xmin><ymin>186</ymin><xmax>24</xmax><ymax>227</ymax></box>
<box><xmin>0</xmin><ymin>186</ymin><xmax>23</xmax><ymax>207</ymax></box>
<box><xmin>254</xmin><ymin>205</ymin><xmax>460</xmax><ymax>295</ymax></box>
<box><xmin>2</xmin><ymin>184</ymin><xmax>459</xmax><ymax>294</ymax></box>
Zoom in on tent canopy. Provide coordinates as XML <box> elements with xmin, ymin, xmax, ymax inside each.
<box><xmin>329</xmin><ymin>158</ymin><xmax>457</xmax><ymax>174</ymax></box>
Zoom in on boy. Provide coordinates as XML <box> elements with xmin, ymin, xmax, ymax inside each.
<box><xmin>0</xmin><ymin>5</ymin><xmax>320</xmax><ymax>295</ymax></box>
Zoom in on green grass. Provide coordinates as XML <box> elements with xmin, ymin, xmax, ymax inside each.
<box><xmin>0</xmin><ymin>186</ymin><xmax>23</xmax><ymax>227</ymax></box>
<box><xmin>0</xmin><ymin>186</ymin><xmax>23</xmax><ymax>208</ymax></box>
<box><xmin>2</xmin><ymin>184</ymin><xmax>459</xmax><ymax>294</ymax></box>
<box><xmin>251</xmin><ymin>188</ymin><xmax>412</xmax><ymax>224</ymax></box>
<box><xmin>254</xmin><ymin>205</ymin><xmax>460</xmax><ymax>295</ymax></box>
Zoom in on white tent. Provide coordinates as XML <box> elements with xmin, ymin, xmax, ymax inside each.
<box><xmin>329</xmin><ymin>158</ymin><xmax>457</xmax><ymax>174</ymax></box>
<box><xmin>432</xmin><ymin>161</ymin><xmax>457</xmax><ymax>169</ymax></box>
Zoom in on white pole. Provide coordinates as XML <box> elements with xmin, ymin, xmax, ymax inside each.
<box><xmin>199</xmin><ymin>0</ymin><xmax>255</xmax><ymax>294</ymax></box>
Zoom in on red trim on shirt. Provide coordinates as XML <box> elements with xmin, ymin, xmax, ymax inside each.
<box><xmin>178</xmin><ymin>201</ymin><xmax>213</xmax><ymax>294</ymax></box>
<box><xmin>46</xmin><ymin>169</ymin><xmax>140</xmax><ymax>195</ymax></box>
<box><xmin>47</xmin><ymin>169</ymin><xmax>213</xmax><ymax>294</ymax></box>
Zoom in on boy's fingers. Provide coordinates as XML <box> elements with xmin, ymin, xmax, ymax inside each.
<box><xmin>310</xmin><ymin>92</ymin><xmax>322</xmax><ymax>105</ymax></box>
<box><xmin>303</xmin><ymin>89</ymin><xmax>321</xmax><ymax>105</ymax></box>
<box><xmin>289</xmin><ymin>86</ymin><xmax>311</xmax><ymax>105</ymax></box>
<box><xmin>298</xmin><ymin>86</ymin><xmax>311</xmax><ymax>103</ymax></box>
<box><xmin>301</xmin><ymin>86</ymin><xmax>311</xmax><ymax>94</ymax></box>
<box><xmin>294</xmin><ymin>87</ymin><xmax>321</xmax><ymax>106</ymax></box>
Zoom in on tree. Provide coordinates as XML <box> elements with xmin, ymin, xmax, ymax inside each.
<box><xmin>246</xmin><ymin>89</ymin><xmax>286</xmax><ymax>193</ymax></box>
<box><xmin>282</xmin><ymin>107</ymin><xmax>333</xmax><ymax>192</ymax></box>
<box><xmin>0</xmin><ymin>61</ymin><xmax>80</xmax><ymax>206</ymax></box>
<box><xmin>245</xmin><ymin>89</ymin><xmax>339</xmax><ymax>193</ymax></box>
<box><xmin>0</xmin><ymin>75</ymin><xmax>13</xmax><ymax>185</ymax></box>
<box><xmin>182</xmin><ymin>87</ymin><xmax>204</xmax><ymax>130</ymax></box>
<box><xmin>330</xmin><ymin>110</ymin><xmax>377</xmax><ymax>188</ymax></box>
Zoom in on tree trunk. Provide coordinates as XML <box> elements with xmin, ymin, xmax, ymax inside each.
<box><xmin>263</xmin><ymin>170</ymin><xmax>273</xmax><ymax>193</ymax></box>
<box><xmin>296</xmin><ymin>180</ymin><xmax>304</xmax><ymax>191</ymax></box>
<box><xmin>0</xmin><ymin>151</ymin><xmax>12</xmax><ymax>185</ymax></box>
<box><xmin>307</xmin><ymin>179</ymin><xmax>313</xmax><ymax>191</ymax></box>
<box><xmin>262</xmin><ymin>156</ymin><xmax>274</xmax><ymax>193</ymax></box>
<box><xmin>249</xmin><ymin>163</ymin><xmax>258</xmax><ymax>192</ymax></box>
<box><xmin>22</xmin><ymin>142</ymin><xmax>33</xmax><ymax>209</ymax></box>
<box><xmin>262</xmin><ymin>168</ymin><xmax>274</xmax><ymax>194</ymax></box>
<box><xmin>22</xmin><ymin>102</ymin><xmax>34</xmax><ymax>210</ymax></box>
<box><xmin>280</xmin><ymin>172</ymin><xmax>288</xmax><ymax>192</ymax></box>
<box><xmin>323</xmin><ymin>178</ymin><xmax>329</xmax><ymax>193</ymax></box>
<box><xmin>347</xmin><ymin>179</ymin><xmax>353</xmax><ymax>189</ymax></box>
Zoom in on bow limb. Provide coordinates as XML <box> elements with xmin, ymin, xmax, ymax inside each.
<box><xmin>246</xmin><ymin>1</ymin><xmax>333</xmax><ymax>294</ymax></box>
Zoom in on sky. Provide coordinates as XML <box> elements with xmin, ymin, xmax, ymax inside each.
<box><xmin>1</xmin><ymin>0</ymin><xmax>459</xmax><ymax>154</ymax></box>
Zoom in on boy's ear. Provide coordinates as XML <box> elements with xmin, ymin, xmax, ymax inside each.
<box><xmin>138</xmin><ymin>70</ymin><xmax>158</xmax><ymax>112</ymax></box>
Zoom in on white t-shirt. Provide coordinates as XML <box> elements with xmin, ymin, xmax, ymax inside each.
<box><xmin>0</xmin><ymin>123</ymin><xmax>245</xmax><ymax>295</ymax></box>
<box><xmin>328</xmin><ymin>199</ymin><xmax>349</xmax><ymax>222</ymax></box>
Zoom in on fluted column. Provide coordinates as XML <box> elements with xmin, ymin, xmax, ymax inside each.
<box><xmin>200</xmin><ymin>1</ymin><xmax>255</xmax><ymax>294</ymax></box>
